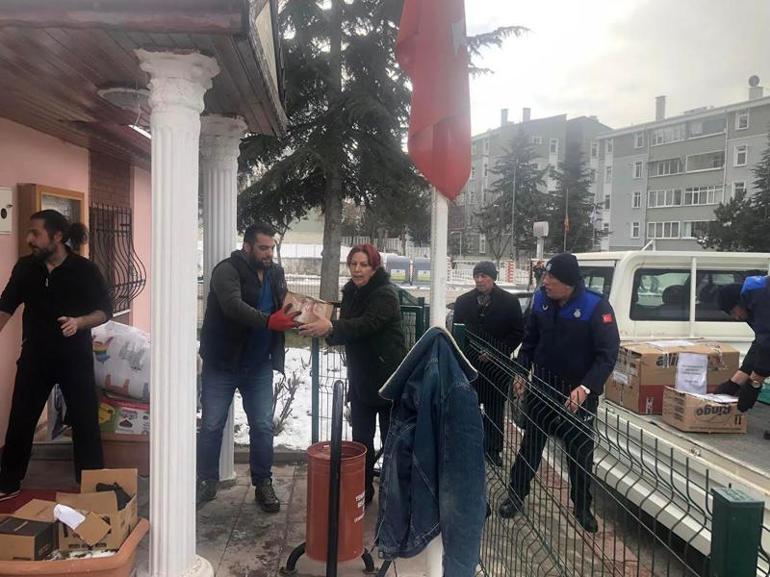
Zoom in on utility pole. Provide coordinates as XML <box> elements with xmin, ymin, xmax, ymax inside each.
<box><xmin>511</xmin><ymin>163</ymin><xmax>517</xmax><ymax>262</ymax></box>
<box><xmin>563</xmin><ymin>184</ymin><xmax>569</xmax><ymax>252</ymax></box>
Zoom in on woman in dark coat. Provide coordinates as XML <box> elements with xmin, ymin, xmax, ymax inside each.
<box><xmin>299</xmin><ymin>244</ymin><xmax>406</xmax><ymax>504</ymax></box>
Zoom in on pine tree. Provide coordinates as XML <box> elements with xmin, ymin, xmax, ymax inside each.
<box><xmin>238</xmin><ymin>1</ymin><xmax>523</xmax><ymax>299</ymax></box>
<box><xmin>480</xmin><ymin>129</ymin><xmax>548</xmax><ymax>261</ymax></box>
<box><xmin>546</xmin><ymin>142</ymin><xmax>594</xmax><ymax>253</ymax></box>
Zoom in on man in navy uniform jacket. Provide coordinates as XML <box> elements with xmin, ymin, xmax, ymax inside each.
<box><xmin>499</xmin><ymin>253</ymin><xmax>620</xmax><ymax>533</ymax></box>
<box><xmin>717</xmin><ymin>275</ymin><xmax>770</xmax><ymax>412</ymax></box>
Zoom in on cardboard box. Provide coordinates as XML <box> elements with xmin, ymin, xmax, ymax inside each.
<box><xmin>605</xmin><ymin>341</ymin><xmax>739</xmax><ymax>415</ymax></box>
<box><xmin>662</xmin><ymin>387</ymin><xmax>747</xmax><ymax>433</ymax></box>
<box><xmin>283</xmin><ymin>292</ymin><xmax>334</xmax><ymax>324</ymax></box>
<box><xmin>0</xmin><ymin>516</ymin><xmax>57</xmax><ymax>561</ymax></box>
<box><xmin>99</xmin><ymin>393</ymin><xmax>150</xmax><ymax>435</ymax></box>
<box><xmin>56</xmin><ymin>468</ymin><xmax>138</xmax><ymax>552</ymax></box>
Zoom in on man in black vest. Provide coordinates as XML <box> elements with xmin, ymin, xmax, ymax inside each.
<box><xmin>197</xmin><ymin>223</ymin><xmax>299</xmax><ymax>511</ymax></box>
<box><xmin>453</xmin><ymin>261</ymin><xmax>524</xmax><ymax>466</ymax></box>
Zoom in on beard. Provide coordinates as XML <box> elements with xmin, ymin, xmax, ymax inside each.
<box><xmin>30</xmin><ymin>244</ymin><xmax>54</xmax><ymax>261</ymax></box>
<box><xmin>248</xmin><ymin>254</ymin><xmax>272</xmax><ymax>270</ymax></box>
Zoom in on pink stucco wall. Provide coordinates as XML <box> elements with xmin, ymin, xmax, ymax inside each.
<box><xmin>130</xmin><ymin>166</ymin><xmax>152</xmax><ymax>334</ymax></box>
<box><xmin>0</xmin><ymin>118</ymin><xmax>90</xmax><ymax>444</ymax></box>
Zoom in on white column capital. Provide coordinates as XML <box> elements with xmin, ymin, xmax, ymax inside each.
<box><xmin>200</xmin><ymin>115</ymin><xmax>247</xmax><ymax>166</ymax></box>
<box><xmin>135</xmin><ymin>50</ymin><xmax>219</xmax><ymax>115</ymax></box>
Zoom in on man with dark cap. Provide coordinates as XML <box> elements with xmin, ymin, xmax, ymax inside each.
<box><xmin>716</xmin><ymin>275</ymin><xmax>770</xmax><ymax>412</ymax></box>
<box><xmin>454</xmin><ymin>261</ymin><xmax>524</xmax><ymax>466</ymax></box>
<box><xmin>498</xmin><ymin>253</ymin><xmax>619</xmax><ymax>533</ymax></box>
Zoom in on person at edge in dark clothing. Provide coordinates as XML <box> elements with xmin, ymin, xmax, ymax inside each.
<box><xmin>299</xmin><ymin>244</ymin><xmax>407</xmax><ymax>506</ymax></box>
<box><xmin>196</xmin><ymin>223</ymin><xmax>300</xmax><ymax>512</ymax></box>
<box><xmin>499</xmin><ymin>253</ymin><xmax>620</xmax><ymax>534</ymax></box>
<box><xmin>0</xmin><ymin>210</ymin><xmax>112</xmax><ymax>501</ymax></box>
<box><xmin>453</xmin><ymin>261</ymin><xmax>524</xmax><ymax>467</ymax></box>
<box><xmin>716</xmin><ymin>276</ymin><xmax>770</xmax><ymax>413</ymax></box>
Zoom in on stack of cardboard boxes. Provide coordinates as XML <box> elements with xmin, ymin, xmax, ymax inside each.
<box><xmin>0</xmin><ymin>469</ymin><xmax>139</xmax><ymax>562</ymax></box>
<box><xmin>605</xmin><ymin>340</ymin><xmax>746</xmax><ymax>434</ymax></box>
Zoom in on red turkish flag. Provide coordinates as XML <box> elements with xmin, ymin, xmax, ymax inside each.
<box><xmin>396</xmin><ymin>0</ymin><xmax>471</xmax><ymax>201</ymax></box>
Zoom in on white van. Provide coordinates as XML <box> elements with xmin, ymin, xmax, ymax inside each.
<box><xmin>573</xmin><ymin>250</ymin><xmax>770</xmax><ymax>356</ymax></box>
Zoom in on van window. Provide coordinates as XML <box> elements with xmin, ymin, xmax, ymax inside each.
<box><xmin>580</xmin><ymin>266</ymin><xmax>613</xmax><ymax>298</ymax></box>
<box><xmin>630</xmin><ymin>268</ymin><xmax>756</xmax><ymax>321</ymax></box>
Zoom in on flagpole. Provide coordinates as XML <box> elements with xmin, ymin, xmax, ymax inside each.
<box><xmin>430</xmin><ymin>186</ymin><xmax>448</xmax><ymax>327</ymax></box>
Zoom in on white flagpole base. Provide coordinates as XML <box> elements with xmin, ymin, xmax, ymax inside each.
<box><xmin>429</xmin><ymin>188</ymin><xmax>449</xmax><ymax>327</ymax></box>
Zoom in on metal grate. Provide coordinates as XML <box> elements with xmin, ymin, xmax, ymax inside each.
<box><xmin>89</xmin><ymin>203</ymin><xmax>147</xmax><ymax>315</ymax></box>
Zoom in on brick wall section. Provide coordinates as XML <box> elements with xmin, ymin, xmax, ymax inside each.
<box><xmin>89</xmin><ymin>150</ymin><xmax>131</xmax><ymax>208</ymax></box>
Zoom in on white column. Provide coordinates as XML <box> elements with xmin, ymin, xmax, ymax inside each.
<box><xmin>200</xmin><ymin>115</ymin><xmax>247</xmax><ymax>486</ymax></box>
<box><xmin>136</xmin><ymin>49</ymin><xmax>219</xmax><ymax>577</ymax></box>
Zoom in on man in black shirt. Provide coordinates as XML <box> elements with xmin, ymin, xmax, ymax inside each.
<box><xmin>0</xmin><ymin>210</ymin><xmax>112</xmax><ymax>500</ymax></box>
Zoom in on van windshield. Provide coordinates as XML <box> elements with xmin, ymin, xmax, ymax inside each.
<box><xmin>580</xmin><ymin>266</ymin><xmax>614</xmax><ymax>298</ymax></box>
<box><xmin>630</xmin><ymin>268</ymin><xmax>762</xmax><ymax>321</ymax></box>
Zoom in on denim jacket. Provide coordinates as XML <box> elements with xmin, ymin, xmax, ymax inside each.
<box><xmin>376</xmin><ymin>327</ymin><xmax>486</xmax><ymax>577</ymax></box>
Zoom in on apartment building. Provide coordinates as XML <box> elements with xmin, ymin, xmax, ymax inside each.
<box><xmin>450</xmin><ymin>108</ymin><xmax>610</xmax><ymax>256</ymax></box>
<box><xmin>593</xmin><ymin>80</ymin><xmax>769</xmax><ymax>251</ymax></box>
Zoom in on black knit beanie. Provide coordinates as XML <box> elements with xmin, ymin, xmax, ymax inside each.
<box><xmin>545</xmin><ymin>253</ymin><xmax>581</xmax><ymax>287</ymax></box>
<box><xmin>473</xmin><ymin>261</ymin><xmax>498</xmax><ymax>281</ymax></box>
<box><xmin>717</xmin><ymin>283</ymin><xmax>742</xmax><ymax>314</ymax></box>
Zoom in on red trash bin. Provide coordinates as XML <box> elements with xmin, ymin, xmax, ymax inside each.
<box><xmin>305</xmin><ymin>440</ymin><xmax>367</xmax><ymax>562</ymax></box>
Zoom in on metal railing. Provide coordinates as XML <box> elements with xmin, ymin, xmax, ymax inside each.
<box><xmin>89</xmin><ymin>203</ymin><xmax>146</xmax><ymax>315</ymax></box>
<box><xmin>457</xmin><ymin>324</ymin><xmax>767</xmax><ymax>577</ymax></box>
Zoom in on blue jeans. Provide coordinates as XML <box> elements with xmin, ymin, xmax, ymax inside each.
<box><xmin>197</xmin><ymin>361</ymin><xmax>274</xmax><ymax>485</ymax></box>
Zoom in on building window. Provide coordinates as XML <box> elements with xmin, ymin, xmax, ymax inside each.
<box><xmin>483</xmin><ymin>139</ymin><xmax>490</xmax><ymax>154</ymax></box>
<box><xmin>591</xmin><ymin>142</ymin><xmax>598</xmax><ymax>158</ymax></box>
<box><xmin>471</xmin><ymin>142</ymin><xmax>477</xmax><ymax>155</ymax></box>
<box><xmin>734</xmin><ymin>181</ymin><xmax>747</xmax><ymax>197</ymax></box>
<box><xmin>549</xmin><ymin>138</ymin><xmax>559</xmax><ymax>154</ymax></box>
<box><xmin>589</xmin><ymin>168</ymin><xmax>596</xmax><ymax>183</ymax></box>
<box><xmin>634</xmin><ymin>132</ymin><xmax>644</xmax><ymax>148</ymax></box>
<box><xmin>531</xmin><ymin>136</ymin><xmax>543</xmax><ymax>145</ymax></box>
<box><xmin>651</xmin><ymin>125</ymin><xmax>685</xmax><ymax>146</ymax></box>
<box><xmin>686</xmin><ymin>150</ymin><xmax>725</xmax><ymax>172</ymax></box>
<box><xmin>649</xmin><ymin>158</ymin><xmax>683</xmax><ymax>177</ymax></box>
<box><xmin>632</xmin><ymin>191</ymin><xmax>641</xmax><ymax>209</ymax></box>
<box><xmin>605</xmin><ymin>166</ymin><xmax>612</xmax><ymax>183</ymax></box>
<box><xmin>631</xmin><ymin>222</ymin><xmax>640</xmax><ymax>238</ymax></box>
<box><xmin>483</xmin><ymin>159</ymin><xmax>489</xmax><ymax>176</ymax></box>
<box><xmin>683</xmin><ymin>185</ymin><xmax>723</xmax><ymax>206</ymax></box>
<box><xmin>633</xmin><ymin>161</ymin><xmax>643</xmax><ymax>179</ymax></box>
<box><xmin>604</xmin><ymin>194</ymin><xmax>611</xmax><ymax>210</ymax></box>
<box><xmin>736</xmin><ymin>109</ymin><xmax>749</xmax><ymax>130</ymax></box>
<box><xmin>479</xmin><ymin>233</ymin><xmax>486</xmax><ymax>254</ymax></box>
<box><xmin>606</xmin><ymin>140</ymin><xmax>613</xmax><ymax>154</ymax></box>
<box><xmin>689</xmin><ymin>117</ymin><xmax>725</xmax><ymax>138</ymax></box>
<box><xmin>681</xmin><ymin>221</ymin><xmax>711</xmax><ymax>239</ymax></box>
<box><xmin>470</xmin><ymin>166</ymin><xmax>476</xmax><ymax>180</ymax></box>
<box><xmin>734</xmin><ymin>144</ymin><xmax>748</xmax><ymax>167</ymax></box>
<box><xmin>648</xmin><ymin>189</ymin><xmax>683</xmax><ymax>208</ymax></box>
<box><xmin>602</xmin><ymin>223</ymin><xmax>610</xmax><ymax>233</ymax></box>
<box><xmin>647</xmin><ymin>221</ymin><xmax>680</xmax><ymax>240</ymax></box>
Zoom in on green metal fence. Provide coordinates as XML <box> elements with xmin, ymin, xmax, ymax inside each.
<box><xmin>454</xmin><ymin>323</ymin><xmax>768</xmax><ymax>577</ymax></box>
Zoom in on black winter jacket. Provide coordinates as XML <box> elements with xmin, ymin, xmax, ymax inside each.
<box><xmin>327</xmin><ymin>268</ymin><xmax>407</xmax><ymax>408</ymax></box>
<box><xmin>453</xmin><ymin>285</ymin><xmax>525</xmax><ymax>357</ymax></box>
<box><xmin>518</xmin><ymin>282</ymin><xmax>620</xmax><ymax>409</ymax></box>
<box><xmin>199</xmin><ymin>250</ymin><xmax>287</xmax><ymax>373</ymax></box>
